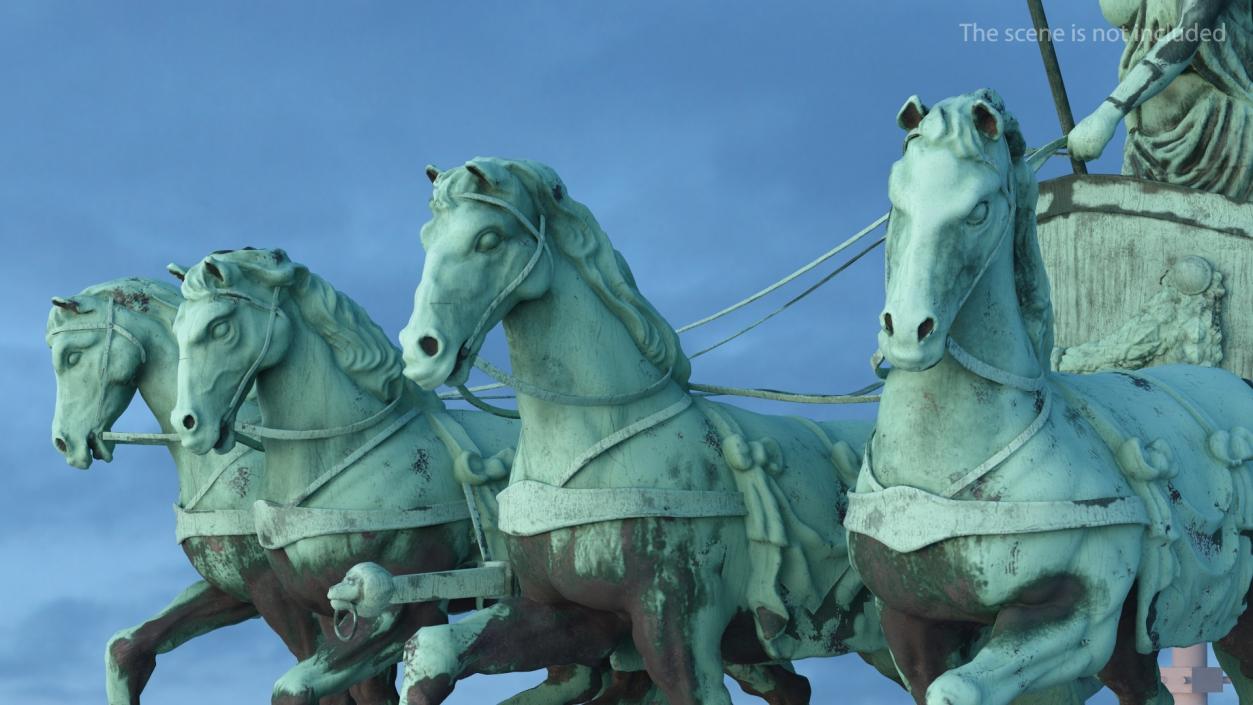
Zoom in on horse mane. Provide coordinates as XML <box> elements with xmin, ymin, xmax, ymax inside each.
<box><xmin>907</xmin><ymin>89</ymin><xmax>1055</xmax><ymax>368</ymax></box>
<box><xmin>431</xmin><ymin>157</ymin><xmax>692</xmax><ymax>387</ymax></box>
<box><xmin>182</xmin><ymin>248</ymin><xmax>443</xmax><ymax>409</ymax></box>
<box><xmin>48</xmin><ymin>277</ymin><xmax>183</xmax><ymax>333</ymax></box>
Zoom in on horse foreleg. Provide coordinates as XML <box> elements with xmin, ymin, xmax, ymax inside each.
<box><xmin>498</xmin><ymin>663</ymin><xmax>609</xmax><ymax>705</ymax></box>
<box><xmin>725</xmin><ymin>662</ymin><xmax>811</xmax><ymax>705</ymax></box>
<box><xmin>629</xmin><ymin>579</ymin><xmax>734</xmax><ymax>705</ymax></box>
<box><xmin>924</xmin><ymin>584</ymin><xmax>1122</xmax><ymax>705</ymax></box>
<box><xmin>400</xmin><ymin>597</ymin><xmax>628</xmax><ymax>705</ymax></box>
<box><xmin>105</xmin><ymin>580</ymin><xmax>257</xmax><ymax>705</ymax></box>
<box><xmin>879</xmin><ymin>606</ymin><xmax>980</xmax><ymax>705</ymax></box>
<box><xmin>272</xmin><ymin>602</ymin><xmax>445</xmax><ymax>705</ymax></box>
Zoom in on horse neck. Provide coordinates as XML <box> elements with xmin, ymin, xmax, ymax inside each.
<box><xmin>131</xmin><ymin>314</ymin><xmax>181</xmax><ymax>436</ymax></box>
<box><xmin>501</xmin><ymin>254</ymin><xmax>685</xmax><ymax>479</ymax></box>
<box><xmin>253</xmin><ymin>308</ymin><xmax>393</xmax><ymax>500</ymax></box>
<box><xmin>129</xmin><ymin>312</ymin><xmax>213</xmax><ymax>503</ymax></box>
<box><xmin>876</xmin><ymin>231</ymin><xmax>1045</xmax><ymax>492</ymax></box>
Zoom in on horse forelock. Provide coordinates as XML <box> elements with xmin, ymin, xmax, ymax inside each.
<box><xmin>48</xmin><ymin>277</ymin><xmax>182</xmax><ymax>335</ymax></box>
<box><xmin>435</xmin><ymin>158</ymin><xmax>692</xmax><ymax>387</ymax></box>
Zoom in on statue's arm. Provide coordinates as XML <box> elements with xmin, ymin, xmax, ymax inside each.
<box><xmin>1104</xmin><ymin>0</ymin><xmax>1228</xmax><ymax>114</ymax></box>
<box><xmin>1069</xmin><ymin>0</ymin><xmax>1231</xmax><ymax>160</ymax></box>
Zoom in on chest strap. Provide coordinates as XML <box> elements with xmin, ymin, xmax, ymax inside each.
<box><xmin>497</xmin><ymin>479</ymin><xmax>746</xmax><ymax>536</ymax></box>
<box><xmin>845</xmin><ymin>485</ymin><xmax>1149</xmax><ymax>553</ymax></box>
<box><xmin>173</xmin><ymin>507</ymin><xmax>256</xmax><ymax>543</ymax></box>
<box><xmin>254</xmin><ymin>499</ymin><xmax>471</xmax><ymax>550</ymax></box>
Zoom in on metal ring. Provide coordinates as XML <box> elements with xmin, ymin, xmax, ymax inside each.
<box><xmin>333</xmin><ymin>606</ymin><xmax>358</xmax><ymax>641</ymax></box>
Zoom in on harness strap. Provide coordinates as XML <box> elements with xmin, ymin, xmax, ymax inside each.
<box><xmin>456</xmin><ymin>192</ymin><xmax>550</xmax><ymax>355</ymax></box>
<box><xmin>945</xmin><ymin>338</ymin><xmax>1047</xmax><ymax>392</ymax></box>
<box><xmin>938</xmin><ymin>392</ymin><xmax>1053</xmax><ymax>497</ymax></box>
<box><xmin>497</xmin><ymin>480</ymin><xmax>746</xmax><ymax>536</ymax></box>
<box><xmin>221</xmin><ymin>287</ymin><xmax>282</xmax><ymax>428</ymax></box>
<box><xmin>474</xmin><ymin>357</ymin><xmax>675</xmax><ymax>407</ymax></box>
<box><xmin>173</xmin><ymin>506</ymin><xmax>255</xmax><ymax>543</ymax></box>
<box><xmin>845</xmin><ymin>485</ymin><xmax>1148</xmax><ymax>553</ymax></box>
<box><xmin>235</xmin><ymin>396</ymin><xmax>404</xmax><ymax>440</ymax></box>
<box><xmin>288</xmin><ymin>408</ymin><xmax>419</xmax><ymax>506</ymax></box>
<box><xmin>554</xmin><ymin>396</ymin><xmax>693</xmax><ymax>488</ymax></box>
<box><xmin>183</xmin><ymin>443</ymin><xmax>252</xmax><ymax>511</ymax></box>
<box><xmin>426</xmin><ymin>411</ymin><xmax>496</xmax><ymax>563</ymax></box>
<box><xmin>47</xmin><ymin>300</ymin><xmax>148</xmax><ymax>364</ymax></box>
<box><xmin>454</xmin><ymin>383</ymin><xmax>520</xmax><ymax>419</ymax></box>
<box><xmin>254</xmin><ymin>499</ymin><xmax>470</xmax><ymax>550</ymax></box>
<box><xmin>49</xmin><ymin>297</ymin><xmax>149</xmax><ymax>435</ymax></box>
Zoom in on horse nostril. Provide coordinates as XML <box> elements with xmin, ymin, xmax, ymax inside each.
<box><xmin>917</xmin><ymin>317</ymin><xmax>935</xmax><ymax>342</ymax></box>
<box><xmin>883</xmin><ymin>313</ymin><xmax>895</xmax><ymax>336</ymax></box>
<box><xmin>182</xmin><ymin>414</ymin><xmax>196</xmax><ymax>430</ymax></box>
<box><xmin>418</xmin><ymin>336</ymin><xmax>440</xmax><ymax>357</ymax></box>
<box><xmin>54</xmin><ymin>437</ymin><xmax>67</xmax><ymax>453</ymax></box>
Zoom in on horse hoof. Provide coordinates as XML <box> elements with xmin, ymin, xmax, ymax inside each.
<box><xmin>926</xmin><ymin>674</ymin><xmax>982</xmax><ymax>705</ymax></box>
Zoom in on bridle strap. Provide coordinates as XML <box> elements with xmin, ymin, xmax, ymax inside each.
<box><xmin>454</xmin><ymin>190</ymin><xmax>674</xmax><ymax>409</ymax></box>
<box><xmin>193</xmin><ymin>286</ymin><xmax>404</xmax><ymax>442</ymax></box>
<box><xmin>221</xmin><ymin>287</ymin><xmax>282</xmax><ymax>428</ymax></box>
<box><xmin>456</xmin><ymin>192</ymin><xmax>550</xmax><ymax>356</ymax></box>
<box><xmin>48</xmin><ymin>297</ymin><xmax>149</xmax><ymax>436</ymax></box>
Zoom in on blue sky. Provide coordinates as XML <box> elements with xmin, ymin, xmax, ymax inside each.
<box><xmin>3</xmin><ymin>1</ymin><xmax>1228</xmax><ymax>703</ymax></box>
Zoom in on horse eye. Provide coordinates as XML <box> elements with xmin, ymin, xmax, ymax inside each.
<box><xmin>65</xmin><ymin>351</ymin><xmax>82</xmax><ymax>367</ymax></box>
<box><xmin>210</xmin><ymin>320</ymin><xmax>231</xmax><ymax>340</ymax></box>
<box><xmin>475</xmin><ymin>231</ymin><xmax>502</xmax><ymax>253</ymax></box>
<box><xmin>966</xmin><ymin>201</ymin><xmax>989</xmax><ymax>225</ymax></box>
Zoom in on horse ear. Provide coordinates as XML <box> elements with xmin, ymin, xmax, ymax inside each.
<box><xmin>167</xmin><ymin>263</ymin><xmax>187</xmax><ymax>282</ymax></box>
<box><xmin>425</xmin><ymin>165</ymin><xmax>440</xmax><ymax>183</ymax></box>
<box><xmin>465</xmin><ymin>163</ymin><xmax>492</xmax><ymax>188</ymax></box>
<box><xmin>51</xmin><ymin>296</ymin><xmax>86</xmax><ymax>314</ymax></box>
<box><xmin>203</xmin><ymin>259</ymin><xmax>227</xmax><ymax>284</ymax></box>
<box><xmin>972</xmin><ymin>100</ymin><xmax>1003</xmax><ymax>141</ymax></box>
<box><xmin>897</xmin><ymin>95</ymin><xmax>928</xmax><ymax>131</ymax></box>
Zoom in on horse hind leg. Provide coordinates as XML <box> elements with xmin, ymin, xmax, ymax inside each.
<box><xmin>106</xmin><ymin>580</ymin><xmax>257</xmax><ymax>705</ymax></box>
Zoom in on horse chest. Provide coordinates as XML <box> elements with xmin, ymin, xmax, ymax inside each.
<box><xmin>182</xmin><ymin>536</ymin><xmax>268</xmax><ymax>603</ymax></box>
<box><xmin>850</xmin><ymin>533</ymin><xmax>1000</xmax><ymax>623</ymax></box>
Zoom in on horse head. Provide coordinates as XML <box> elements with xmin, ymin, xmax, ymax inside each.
<box><xmin>402</xmin><ymin>157</ymin><xmax>688</xmax><ymax>392</ymax></box>
<box><xmin>879</xmin><ymin>89</ymin><xmax>1052</xmax><ymax>372</ymax></box>
<box><xmin>46</xmin><ymin>279</ymin><xmax>180</xmax><ymax>468</ymax></box>
<box><xmin>172</xmin><ymin>248</ymin><xmax>302</xmax><ymax>454</ymax></box>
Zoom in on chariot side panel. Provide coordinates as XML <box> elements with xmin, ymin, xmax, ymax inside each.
<box><xmin>1037</xmin><ymin>174</ymin><xmax>1253</xmax><ymax>379</ymax></box>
